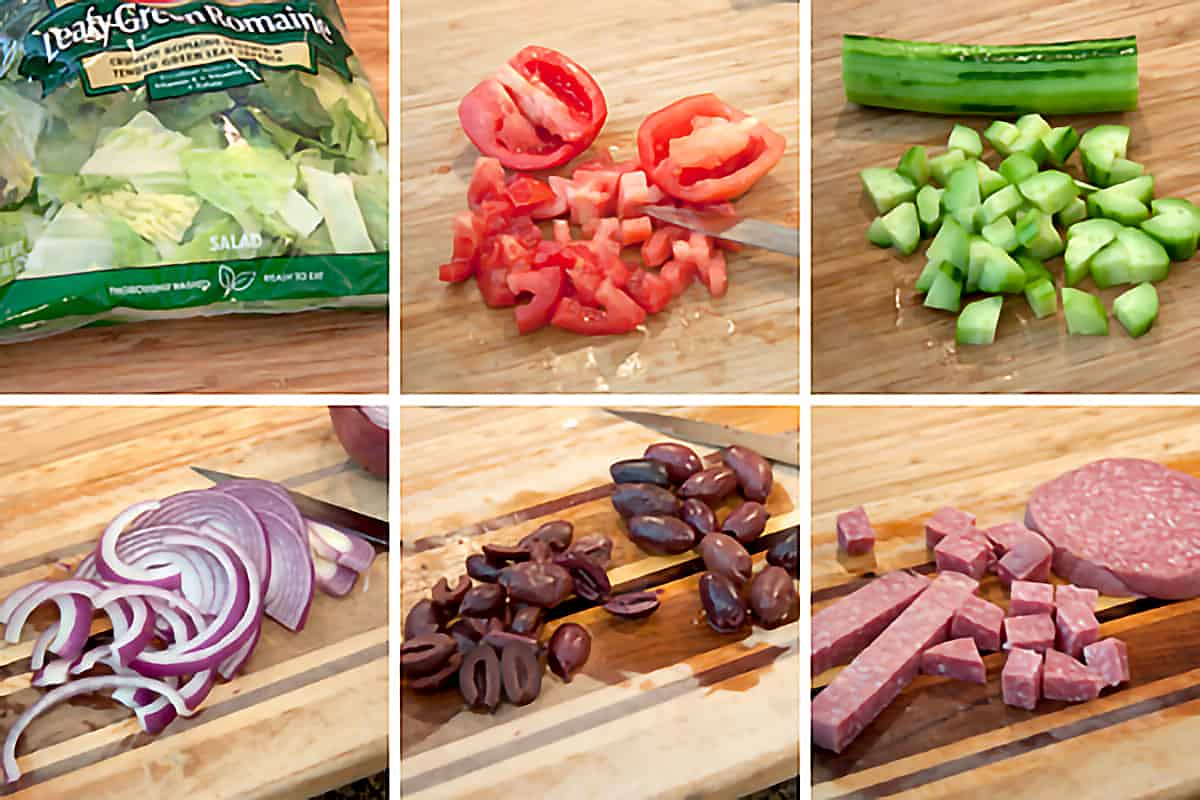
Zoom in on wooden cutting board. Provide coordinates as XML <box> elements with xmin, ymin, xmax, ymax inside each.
<box><xmin>811</xmin><ymin>406</ymin><xmax>1200</xmax><ymax>799</ymax></box>
<box><xmin>399</xmin><ymin>1</ymin><xmax>800</xmax><ymax>394</ymax></box>
<box><xmin>0</xmin><ymin>407</ymin><xmax>388</xmax><ymax>798</ymax></box>
<box><xmin>813</xmin><ymin>1</ymin><xmax>1200</xmax><ymax>393</ymax></box>
<box><xmin>400</xmin><ymin>407</ymin><xmax>800</xmax><ymax>799</ymax></box>
<box><xmin>0</xmin><ymin>0</ymin><xmax>388</xmax><ymax>394</ymax></box>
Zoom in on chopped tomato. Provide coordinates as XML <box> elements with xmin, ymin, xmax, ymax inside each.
<box><xmin>458</xmin><ymin>46</ymin><xmax>608</xmax><ymax>170</ymax></box>
<box><xmin>505</xmin><ymin>176</ymin><xmax>556</xmax><ymax>214</ymax></box>
<box><xmin>637</xmin><ymin>93</ymin><xmax>785</xmax><ymax>203</ymax></box>
<box><xmin>619</xmin><ymin>216</ymin><xmax>653</xmax><ymax>246</ymax></box>
<box><xmin>508</xmin><ymin>267</ymin><xmax>565</xmax><ymax>333</ymax></box>
<box><xmin>438</xmin><ymin>211</ymin><xmax>482</xmax><ymax>282</ymax></box>
<box><xmin>552</xmin><ymin>219</ymin><xmax>571</xmax><ymax>244</ymax></box>
<box><xmin>660</xmin><ymin>258</ymin><xmax>698</xmax><ymax>297</ymax></box>
<box><xmin>475</xmin><ymin>198</ymin><xmax>517</xmax><ymax>236</ymax></box>
<box><xmin>552</xmin><ymin>279</ymin><xmax>645</xmax><ymax>335</ymax></box>
<box><xmin>505</xmin><ymin>215</ymin><xmax>543</xmax><ymax>250</ymax></box>
<box><xmin>583</xmin><ymin>217</ymin><xmax>620</xmax><ymax>242</ymax></box>
<box><xmin>617</xmin><ymin>170</ymin><xmax>664</xmax><ymax>218</ymax></box>
<box><xmin>467</xmin><ymin>157</ymin><xmax>507</xmax><ymax>210</ymax></box>
<box><xmin>476</xmin><ymin>262</ymin><xmax>517</xmax><ymax>308</ymax></box>
<box><xmin>641</xmin><ymin>225</ymin><xmax>689</xmax><ymax>267</ymax></box>
<box><xmin>698</xmin><ymin>249</ymin><xmax>728</xmax><ymax>297</ymax></box>
<box><xmin>575</xmin><ymin>151</ymin><xmax>641</xmax><ymax>175</ymax></box>
<box><xmin>626</xmin><ymin>268</ymin><xmax>672</xmax><ymax>313</ymax></box>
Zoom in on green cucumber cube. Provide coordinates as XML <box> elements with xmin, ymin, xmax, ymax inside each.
<box><xmin>1009</xmin><ymin>114</ymin><xmax>1052</xmax><ymax>165</ymax></box>
<box><xmin>1106</xmin><ymin>158</ymin><xmax>1145</xmax><ymax>186</ymax></box>
<box><xmin>1107</xmin><ymin>175</ymin><xmax>1154</xmax><ymax>203</ymax></box>
<box><xmin>1015</xmin><ymin>209</ymin><xmax>1063</xmax><ymax>259</ymax></box>
<box><xmin>1057</xmin><ymin>197</ymin><xmax>1088</xmax><ymax>228</ymax></box>
<box><xmin>1088</xmin><ymin>188</ymin><xmax>1150</xmax><ymax>226</ymax></box>
<box><xmin>1112</xmin><ymin>282</ymin><xmax>1159</xmax><ymax>338</ymax></box>
<box><xmin>861</xmin><ymin>167</ymin><xmax>917</xmax><ymax>214</ymax></box>
<box><xmin>1025</xmin><ymin>277</ymin><xmax>1057</xmax><ymax>319</ymax></box>
<box><xmin>948</xmin><ymin>124</ymin><xmax>983</xmax><ymax>159</ymax></box>
<box><xmin>897</xmin><ymin>146</ymin><xmax>931</xmax><ymax>187</ymax></box>
<box><xmin>966</xmin><ymin>236</ymin><xmax>993</xmax><ymax>293</ymax></box>
<box><xmin>984</xmin><ymin>121</ymin><xmax>1021</xmax><ymax>156</ymax></box>
<box><xmin>1063</xmin><ymin>219</ymin><xmax>1122</xmax><ymax>286</ymax></box>
<box><xmin>976</xmin><ymin>161</ymin><xmax>1008</xmax><ymax>198</ymax></box>
<box><xmin>977</xmin><ymin>247</ymin><xmax>1026</xmax><ymax>294</ymax></box>
<box><xmin>929</xmin><ymin>150</ymin><xmax>967</xmax><ymax>186</ymax></box>
<box><xmin>915</xmin><ymin>258</ymin><xmax>949</xmax><ymax>293</ymax></box>
<box><xmin>924</xmin><ymin>266</ymin><xmax>963</xmax><ymax>312</ymax></box>
<box><xmin>867</xmin><ymin>217</ymin><xmax>892</xmax><ymax>247</ymax></box>
<box><xmin>942</xmin><ymin>163</ymin><xmax>982</xmax><ymax>211</ymax></box>
<box><xmin>998</xmin><ymin>153</ymin><xmax>1039</xmax><ymax>186</ymax></box>
<box><xmin>980</xmin><ymin>184</ymin><xmax>1024</xmax><ymax>226</ymax></box>
<box><xmin>1142</xmin><ymin>197</ymin><xmax>1200</xmax><ymax>260</ymax></box>
<box><xmin>1061</xmin><ymin>288</ymin><xmax>1109</xmax><ymax>336</ymax></box>
<box><xmin>1089</xmin><ymin>239</ymin><xmax>1132</xmax><ymax>289</ymax></box>
<box><xmin>1079</xmin><ymin>124</ymin><xmax>1130</xmax><ymax>186</ymax></box>
<box><xmin>1118</xmin><ymin>227</ymin><xmax>1170</xmax><ymax>283</ymax></box>
<box><xmin>1041</xmin><ymin>126</ymin><xmax>1080</xmax><ymax>167</ymax></box>
<box><xmin>1018</xmin><ymin>170</ymin><xmax>1079</xmax><ymax>215</ymax></box>
<box><xmin>926</xmin><ymin>217</ymin><xmax>970</xmax><ymax>271</ymax></box>
<box><xmin>916</xmin><ymin>185</ymin><xmax>944</xmax><ymax>237</ymax></box>
<box><xmin>982</xmin><ymin>216</ymin><xmax>1019</xmax><ymax>253</ymax></box>
<box><xmin>956</xmin><ymin>296</ymin><xmax>1004</xmax><ymax>345</ymax></box>
<box><xmin>1018</xmin><ymin>256</ymin><xmax>1053</xmax><ymax>286</ymax></box>
<box><xmin>881</xmin><ymin>202</ymin><xmax>921</xmax><ymax>256</ymax></box>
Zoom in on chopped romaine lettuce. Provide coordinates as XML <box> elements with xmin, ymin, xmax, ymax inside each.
<box><xmin>80</xmin><ymin>111</ymin><xmax>192</xmax><ymax>194</ymax></box>
<box><xmin>300</xmin><ymin>166</ymin><xmax>373</xmax><ymax>254</ymax></box>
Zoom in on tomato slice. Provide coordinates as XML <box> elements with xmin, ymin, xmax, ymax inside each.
<box><xmin>508</xmin><ymin>267</ymin><xmax>565</xmax><ymax>333</ymax></box>
<box><xmin>636</xmin><ymin>93</ymin><xmax>785</xmax><ymax>203</ymax></box>
<box><xmin>458</xmin><ymin>46</ymin><xmax>608</xmax><ymax>171</ymax></box>
<box><xmin>552</xmin><ymin>279</ymin><xmax>645</xmax><ymax>335</ymax></box>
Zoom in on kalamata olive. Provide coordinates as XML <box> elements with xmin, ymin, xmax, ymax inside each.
<box><xmin>409</xmin><ymin>651</ymin><xmax>462</xmax><ymax>691</ymax></box>
<box><xmin>564</xmin><ymin>533</ymin><xmax>613</xmax><ymax>568</ymax></box>
<box><xmin>553</xmin><ymin>551</ymin><xmax>612</xmax><ymax>602</ymax></box>
<box><xmin>679</xmin><ymin>467</ymin><xmax>738</xmax><ymax>503</ymax></box>
<box><xmin>722</xmin><ymin>501</ymin><xmax>769</xmax><ymax>544</ymax></box>
<box><xmin>681</xmin><ymin>498</ymin><xmax>718</xmax><ymax>537</ymax></box>
<box><xmin>459</xmin><ymin>583</ymin><xmax>507</xmax><ymax>618</ymax></box>
<box><xmin>509</xmin><ymin>605</ymin><xmax>544</xmax><ymax>637</ymax></box>
<box><xmin>483</xmin><ymin>629</ymin><xmax>541</xmax><ymax>651</ymax></box>
<box><xmin>609</xmin><ymin>458</ymin><xmax>672</xmax><ymax>487</ymax></box>
<box><xmin>722</xmin><ymin>445</ymin><xmax>774</xmax><ymax>503</ymax></box>
<box><xmin>404</xmin><ymin>599</ymin><xmax>443</xmax><ymax>639</ymax></box>
<box><xmin>519</xmin><ymin>520</ymin><xmax>573</xmax><ymax>554</ymax></box>
<box><xmin>766</xmin><ymin>530</ymin><xmax>799</xmax><ymax>576</ymax></box>
<box><xmin>749</xmin><ymin>565</ymin><xmax>798</xmax><ymax>628</ymax></box>
<box><xmin>643</xmin><ymin>442</ymin><xmax>703</xmax><ymax>485</ymax></box>
<box><xmin>459</xmin><ymin>643</ymin><xmax>502</xmax><ymax>712</ymax></box>
<box><xmin>448</xmin><ymin>618</ymin><xmax>488</xmax><ymax>654</ymax></box>
<box><xmin>466</xmin><ymin>554</ymin><xmax>503</xmax><ymax>583</ymax></box>
<box><xmin>499</xmin><ymin>561</ymin><xmax>574</xmax><ymax>608</ymax></box>
<box><xmin>482</xmin><ymin>543</ymin><xmax>531</xmax><ymax>565</ymax></box>
<box><xmin>547</xmin><ymin>623</ymin><xmax>591</xmax><ymax>682</ymax></box>
<box><xmin>699</xmin><ymin>533</ymin><xmax>753</xmax><ymax>587</ymax></box>
<box><xmin>431</xmin><ymin>575</ymin><xmax>471</xmax><ymax>617</ymax></box>
<box><xmin>603</xmin><ymin>591</ymin><xmax>661</xmax><ymax>619</ymax></box>
<box><xmin>500</xmin><ymin>640</ymin><xmax>543</xmax><ymax>705</ymax></box>
<box><xmin>699</xmin><ymin>572</ymin><xmax>747</xmax><ymax>633</ymax></box>
<box><xmin>400</xmin><ymin>633</ymin><xmax>456</xmax><ymax>677</ymax></box>
<box><xmin>626</xmin><ymin>515</ymin><xmax>697</xmax><ymax>556</ymax></box>
<box><xmin>611</xmin><ymin>483</ymin><xmax>682</xmax><ymax>518</ymax></box>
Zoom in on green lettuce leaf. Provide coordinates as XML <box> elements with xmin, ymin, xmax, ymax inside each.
<box><xmin>23</xmin><ymin>204</ymin><xmax>156</xmax><ymax>276</ymax></box>
<box><xmin>0</xmin><ymin>84</ymin><xmax>46</xmax><ymax>207</ymax></box>
<box><xmin>80</xmin><ymin>110</ymin><xmax>192</xmax><ymax>194</ymax></box>
<box><xmin>85</xmin><ymin>190</ymin><xmax>202</xmax><ymax>246</ymax></box>
<box><xmin>300</xmin><ymin>165</ymin><xmax>373</xmax><ymax>254</ymax></box>
<box><xmin>181</xmin><ymin>141</ymin><xmax>298</xmax><ymax>235</ymax></box>
<box><xmin>352</xmin><ymin>173</ymin><xmax>387</xmax><ymax>250</ymax></box>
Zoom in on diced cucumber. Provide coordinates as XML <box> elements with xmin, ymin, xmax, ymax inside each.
<box><xmin>1015</xmin><ymin>209</ymin><xmax>1063</xmax><ymax>259</ymax></box>
<box><xmin>915</xmin><ymin>258</ymin><xmax>948</xmax><ymax>293</ymax></box>
<box><xmin>976</xmin><ymin>161</ymin><xmax>1008</xmax><ymax>198</ymax></box>
<box><xmin>982</xmin><ymin>216</ymin><xmax>1019</xmax><ymax>252</ymax></box>
<box><xmin>956</xmin><ymin>296</ymin><xmax>1004</xmax><ymax>345</ymax></box>
<box><xmin>1009</xmin><ymin>114</ymin><xmax>1053</xmax><ymax>165</ymax></box>
<box><xmin>1087</xmin><ymin>187</ymin><xmax>1149</xmax><ymax>225</ymax></box>
<box><xmin>952</xmin><ymin>205</ymin><xmax>981</xmax><ymax>233</ymax></box>
<box><xmin>948</xmin><ymin>124</ymin><xmax>983</xmax><ymax>159</ymax></box>
<box><xmin>1079</xmin><ymin>124</ymin><xmax>1130</xmax><ymax>186</ymax></box>
<box><xmin>980</xmin><ymin>184</ymin><xmax>1024</xmax><ymax>226</ymax></box>
<box><xmin>1041</xmin><ymin>126</ymin><xmax>1080</xmax><ymax>167</ymax></box>
<box><xmin>978</xmin><ymin>247</ymin><xmax>1026</xmax><ymax>293</ymax></box>
<box><xmin>861</xmin><ymin>167</ymin><xmax>917</xmax><ymax>214</ymax></box>
<box><xmin>1089</xmin><ymin>239</ymin><xmax>1132</xmax><ymax>288</ymax></box>
<box><xmin>998</xmin><ymin>153</ymin><xmax>1039</xmax><ymax>186</ymax></box>
<box><xmin>1064</xmin><ymin>218</ymin><xmax>1122</xmax><ymax>286</ymax></box>
<box><xmin>929</xmin><ymin>150</ymin><xmax>967</xmax><ymax>186</ymax></box>
<box><xmin>984</xmin><ymin>121</ymin><xmax>1021</xmax><ymax>156</ymax></box>
<box><xmin>924</xmin><ymin>265</ymin><xmax>963</xmax><ymax>312</ymax></box>
<box><xmin>1061</xmin><ymin>287</ymin><xmax>1109</xmax><ymax>336</ymax></box>
<box><xmin>942</xmin><ymin>163</ymin><xmax>981</xmax><ymax>212</ymax></box>
<box><xmin>1142</xmin><ymin>197</ymin><xmax>1200</xmax><ymax>260</ymax></box>
<box><xmin>1057</xmin><ymin>197</ymin><xmax>1088</xmax><ymax>228</ymax></box>
<box><xmin>1106</xmin><ymin>175</ymin><xmax>1154</xmax><ymax>203</ymax></box>
<box><xmin>867</xmin><ymin>216</ymin><xmax>892</xmax><ymax>247</ymax></box>
<box><xmin>926</xmin><ymin>216</ymin><xmax>970</xmax><ymax>271</ymax></box>
<box><xmin>916</xmin><ymin>184</ymin><xmax>943</xmax><ymax>237</ymax></box>
<box><xmin>897</xmin><ymin>146</ymin><xmax>931</xmax><ymax>186</ymax></box>
<box><xmin>1018</xmin><ymin>170</ymin><xmax>1079</xmax><ymax>215</ymax></box>
<box><xmin>1106</xmin><ymin>158</ymin><xmax>1144</xmax><ymax>185</ymax></box>
<box><xmin>1151</xmin><ymin>197</ymin><xmax>1200</xmax><ymax>222</ymax></box>
<box><xmin>1018</xmin><ymin>255</ymin><xmax>1053</xmax><ymax>286</ymax></box>
<box><xmin>1112</xmin><ymin>282</ymin><xmax>1159</xmax><ymax>338</ymax></box>
<box><xmin>881</xmin><ymin>202</ymin><xmax>920</xmax><ymax>256</ymax></box>
<box><xmin>966</xmin><ymin>236</ymin><xmax>993</xmax><ymax>293</ymax></box>
<box><xmin>1025</xmin><ymin>277</ymin><xmax>1057</xmax><ymax>319</ymax></box>
<box><xmin>1118</xmin><ymin>227</ymin><xmax>1170</xmax><ymax>283</ymax></box>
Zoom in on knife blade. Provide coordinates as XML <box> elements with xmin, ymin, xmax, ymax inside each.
<box><xmin>604</xmin><ymin>410</ymin><xmax>800</xmax><ymax>467</ymax></box>
<box><xmin>642</xmin><ymin>205</ymin><xmax>800</xmax><ymax>258</ymax></box>
<box><xmin>192</xmin><ymin>466</ymin><xmax>389</xmax><ymax>550</ymax></box>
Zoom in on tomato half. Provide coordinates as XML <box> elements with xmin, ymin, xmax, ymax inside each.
<box><xmin>636</xmin><ymin>94</ymin><xmax>785</xmax><ymax>203</ymax></box>
<box><xmin>458</xmin><ymin>46</ymin><xmax>608</xmax><ymax>171</ymax></box>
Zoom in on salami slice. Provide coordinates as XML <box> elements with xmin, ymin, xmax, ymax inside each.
<box><xmin>1025</xmin><ymin>459</ymin><xmax>1200</xmax><ymax>599</ymax></box>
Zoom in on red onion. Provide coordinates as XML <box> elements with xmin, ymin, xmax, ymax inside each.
<box><xmin>0</xmin><ymin>581</ymin><xmax>48</xmax><ymax>625</ymax></box>
<box><xmin>4</xmin><ymin>581</ymin><xmax>100</xmax><ymax>653</ymax></box>
<box><xmin>254</xmin><ymin>509</ymin><xmax>313</xmax><ymax>632</ymax></box>
<box><xmin>329</xmin><ymin>406</ymin><xmax>389</xmax><ymax>477</ymax></box>
<box><xmin>32</xmin><ymin>657</ymin><xmax>78</xmax><ymax>688</ymax></box>
<box><xmin>309</xmin><ymin>521</ymin><xmax>376</xmax><ymax>575</ymax></box>
<box><xmin>313</xmin><ymin>556</ymin><xmax>359</xmax><ymax>597</ymax></box>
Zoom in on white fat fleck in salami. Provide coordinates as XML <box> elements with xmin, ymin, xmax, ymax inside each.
<box><xmin>1026</xmin><ymin>459</ymin><xmax>1200</xmax><ymax>599</ymax></box>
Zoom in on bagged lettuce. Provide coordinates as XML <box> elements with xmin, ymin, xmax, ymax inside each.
<box><xmin>0</xmin><ymin>0</ymin><xmax>387</xmax><ymax>341</ymax></box>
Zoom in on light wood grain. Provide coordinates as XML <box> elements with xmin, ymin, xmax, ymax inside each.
<box><xmin>812</xmin><ymin>1</ymin><xmax>1200</xmax><ymax>393</ymax></box>
<box><xmin>0</xmin><ymin>407</ymin><xmax>388</xmax><ymax>798</ymax></box>
<box><xmin>0</xmin><ymin>0</ymin><xmax>389</xmax><ymax>394</ymax></box>
<box><xmin>400</xmin><ymin>407</ymin><xmax>800</xmax><ymax>799</ymax></box>
<box><xmin>811</xmin><ymin>406</ymin><xmax>1200</xmax><ymax>798</ymax></box>
<box><xmin>399</xmin><ymin>1</ymin><xmax>800</xmax><ymax>394</ymax></box>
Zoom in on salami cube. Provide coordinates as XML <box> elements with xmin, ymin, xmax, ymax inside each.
<box><xmin>1055</xmin><ymin>600</ymin><xmax>1100</xmax><ymax>658</ymax></box>
<box><xmin>1083</xmin><ymin>638</ymin><xmax>1129</xmax><ymax>688</ymax></box>
<box><xmin>996</xmin><ymin>531</ymin><xmax>1052</xmax><ymax>586</ymax></box>
<box><xmin>925</xmin><ymin>507</ymin><xmax>976</xmax><ymax>549</ymax></box>
<box><xmin>921</xmin><ymin>637</ymin><xmax>986</xmax><ymax>684</ymax></box>
<box><xmin>812</xmin><ymin>571</ymin><xmax>930</xmax><ymax>676</ymax></box>
<box><xmin>985</xmin><ymin>521</ymin><xmax>1035</xmax><ymax>556</ymax></box>
<box><xmin>1056</xmin><ymin>584</ymin><xmax>1100</xmax><ymax>611</ymax></box>
<box><xmin>1002</xmin><ymin>647</ymin><xmax>1043</xmax><ymax>710</ymax></box>
<box><xmin>951</xmin><ymin>594</ymin><xmax>1004</xmax><ymax>651</ymax></box>
<box><xmin>1002</xmin><ymin>613</ymin><xmax>1055</xmax><ymax>653</ymax></box>
<box><xmin>1009</xmin><ymin>580</ymin><xmax>1055</xmax><ymax>617</ymax></box>
<box><xmin>1043</xmin><ymin>649</ymin><xmax>1103</xmax><ymax>702</ymax></box>
<box><xmin>934</xmin><ymin>532</ymin><xmax>992</xmax><ymax>580</ymax></box>
<box><xmin>811</xmin><ymin>573</ymin><xmax>979</xmax><ymax>753</ymax></box>
<box><xmin>836</xmin><ymin>506</ymin><xmax>876</xmax><ymax>556</ymax></box>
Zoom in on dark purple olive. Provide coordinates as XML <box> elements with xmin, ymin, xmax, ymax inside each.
<box><xmin>466</xmin><ymin>554</ymin><xmax>504</xmax><ymax>583</ymax></box>
<box><xmin>431</xmin><ymin>575</ymin><xmax>471</xmax><ymax>617</ymax></box>
<box><xmin>448</xmin><ymin>617</ymin><xmax>488</xmax><ymax>654</ymax></box>
<box><xmin>699</xmin><ymin>533</ymin><xmax>753</xmax><ymax>587</ymax></box>
<box><xmin>610</xmin><ymin>458</ymin><xmax>672</xmax><ymax>488</ymax></box>
<box><xmin>749</xmin><ymin>566</ymin><xmax>798</xmax><ymax>628</ymax></box>
<box><xmin>459</xmin><ymin>583</ymin><xmax>507</xmax><ymax>618</ymax></box>
<box><xmin>409</xmin><ymin>651</ymin><xmax>462</xmax><ymax>691</ymax></box>
<box><xmin>643</xmin><ymin>442</ymin><xmax>703</xmax><ymax>485</ymax></box>
<box><xmin>509</xmin><ymin>605</ymin><xmax>544</xmax><ymax>637</ymax></box>
<box><xmin>400</xmin><ymin>633</ymin><xmax>456</xmax><ymax>677</ymax></box>
<box><xmin>611</xmin><ymin>483</ymin><xmax>682</xmax><ymax>518</ymax></box>
<box><xmin>519</xmin><ymin>520</ymin><xmax>574</xmax><ymax>554</ymax></box>
<box><xmin>483</xmin><ymin>629</ymin><xmax>541</xmax><ymax>651</ymax></box>
<box><xmin>500</xmin><ymin>641</ymin><xmax>543</xmax><ymax>705</ymax></box>
<box><xmin>603</xmin><ymin>591</ymin><xmax>661</xmax><ymax>619</ymax></box>
<box><xmin>722</xmin><ymin>501</ymin><xmax>769</xmax><ymax>544</ymax></box>
<box><xmin>459</xmin><ymin>643</ymin><xmax>502</xmax><ymax>712</ymax></box>
<box><xmin>547</xmin><ymin>623</ymin><xmax>591</xmax><ymax>682</ymax></box>
<box><xmin>699</xmin><ymin>572</ymin><xmax>747</xmax><ymax>633</ymax></box>
<box><xmin>627</xmin><ymin>515</ymin><xmax>697</xmax><ymax>556</ymax></box>
<box><xmin>766</xmin><ymin>530</ymin><xmax>799</xmax><ymax>576</ymax></box>
<box><xmin>564</xmin><ymin>533</ymin><xmax>613</xmax><ymax>569</ymax></box>
<box><xmin>681</xmin><ymin>498</ymin><xmax>718</xmax><ymax>537</ymax></box>
<box><xmin>553</xmin><ymin>551</ymin><xmax>612</xmax><ymax>602</ymax></box>
<box><xmin>679</xmin><ymin>467</ymin><xmax>738</xmax><ymax>503</ymax></box>
<box><xmin>722</xmin><ymin>445</ymin><xmax>774</xmax><ymax>503</ymax></box>
<box><xmin>482</xmin><ymin>543</ymin><xmax>531</xmax><ymax>565</ymax></box>
<box><xmin>404</xmin><ymin>599</ymin><xmax>443</xmax><ymax>639</ymax></box>
<box><xmin>499</xmin><ymin>561</ymin><xmax>575</xmax><ymax>608</ymax></box>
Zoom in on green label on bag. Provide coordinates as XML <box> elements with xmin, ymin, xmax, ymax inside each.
<box><xmin>19</xmin><ymin>0</ymin><xmax>353</xmax><ymax>98</ymax></box>
<box><xmin>0</xmin><ymin>214</ymin><xmax>29</xmax><ymax>287</ymax></box>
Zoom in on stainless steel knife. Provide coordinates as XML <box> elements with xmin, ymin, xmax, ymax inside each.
<box><xmin>643</xmin><ymin>205</ymin><xmax>800</xmax><ymax>258</ymax></box>
<box><xmin>604</xmin><ymin>410</ymin><xmax>800</xmax><ymax>467</ymax></box>
<box><xmin>192</xmin><ymin>466</ymin><xmax>389</xmax><ymax>550</ymax></box>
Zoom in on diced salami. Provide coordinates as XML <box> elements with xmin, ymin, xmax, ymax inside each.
<box><xmin>811</xmin><ymin>573</ymin><xmax>979</xmax><ymax>753</ymax></box>
<box><xmin>1009</xmin><ymin>580</ymin><xmax>1054</xmax><ymax>617</ymax></box>
<box><xmin>1054</xmin><ymin>602</ymin><xmax>1099</xmax><ymax>658</ymax></box>
<box><xmin>951</xmin><ymin>594</ymin><xmax>1004</xmax><ymax>651</ymax></box>
<box><xmin>1002</xmin><ymin>647</ymin><xmax>1043</xmax><ymax>710</ymax></box>
<box><xmin>1083</xmin><ymin>638</ymin><xmax>1130</xmax><ymax>688</ymax></box>
<box><xmin>985</xmin><ymin>521</ymin><xmax>1034</xmax><ymax>556</ymax></box>
<box><xmin>935</xmin><ymin>532</ymin><xmax>992</xmax><ymax>579</ymax></box>
<box><xmin>925</xmin><ymin>507</ymin><xmax>976</xmax><ymax>549</ymax></box>
<box><xmin>1043</xmin><ymin>649</ymin><xmax>1104</xmax><ymax>702</ymax></box>
<box><xmin>995</xmin><ymin>530</ymin><xmax>1052</xmax><ymax>586</ymax></box>
<box><xmin>811</xmin><ymin>571</ymin><xmax>930</xmax><ymax>676</ymax></box>
<box><xmin>921</xmin><ymin>637</ymin><xmax>985</xmax><ymax>684</ymax></box>
<box><xmin>1055</xmin><ymin>584</ymin><xmax>1099</xmax><ymax>611</ymax></box>
<box><xmin>836</xmin><ymin>506</ymin><xmax>876</xmax><ymax>556</ymax></box>
<box><xmin>1002</xmin><ymin>613</ymin><xmax>1055</xmax><ymax>653</ymax></box>
<box><xmin>1026</xmin><ymin>458</ymin><xmax>1200</xmax><ymax>599</ymax></box>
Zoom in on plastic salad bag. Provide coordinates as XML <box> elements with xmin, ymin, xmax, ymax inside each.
<box><xmin>0</xmin><ymin>0</ymin><xmax>387</xmax><ymax>342</ymax></box>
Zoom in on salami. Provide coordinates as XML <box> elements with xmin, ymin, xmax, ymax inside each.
<box><xmin>921</xmin><ymin>637</ymin><xmax>985</xmax><ymax>684</ymax></box>
<box><xmin>1043</xmin><ymin>649</ymin><xmax>1103</xmax><ymax>702</ymax></box>
<box><xmin>811</xmin><ymin>571</ymin><xmax>929</xmax><ymax>676</ymax></box>
<box><xmin>951</xmin><ymin>594</ymin><xmax>1004</xmax><ymax>651</ymax></box>
<box><xmin>1009</xmin><ymin>580</ymin><xmax>1054</xmax><ymax>617</ymax></box>
<box><xmin>1002</xmin><ymin>647</ymin><xmax>1043</xmax><ymax>710</ymax></box>
<box><xmin>836</xmin><ymin>506</ymin><xmax>876</xmax><ymax>556</ymax></box>
<box><xmin>1083</xmin><ymin>638</ymin><xmax>1130</xmax><ymax>687</ymax></box>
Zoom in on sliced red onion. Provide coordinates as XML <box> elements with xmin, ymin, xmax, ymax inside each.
<box><xmin>215</xmin><ymin>479</ymin><xmax>306</xmax><ymax>535</ymax></box>
<box><xmin>218</xmin><ymin>619</ymin><xmax>259</xmax><ymax>680</ymax></box>
<box><xmin>30</xmin><ymin>624</ymin><xmax>58</xmax><ymax>672</ymax></box>
<box><xmin>0</xmin><ymin>581</ymin><xmax>49</xmax><ymax>625</ymax></box>
<box><xmin>32</xmin><ymin>657</ymin><xmax>80</xmax><ymax>688</ymax></box>
<box><xmin>308</xmin><ymin>521</ymin><xmax>376</xmax><ymax>574</ymax></box>
<box><xmin>4</xmin><ymin>580</ymin><xmax>100</xmax><ymax>647</ymax></box>
<box><xmin>74</xmin><ymin>553</ymin><xmax>97</xmax><ymax>579</ymax></box>
<box><xmin>257</xmin><ymin>510</ymin><xmax>314</xmax><ymax>632</ymax></box>
<box><xmin>133</xmin><ymin>670</ymin><xmax>215</xmax><ymax>734</ymax></box>
<box><xmin>91</xmin><ymin>585</ymin><xmax>205</xmax><ymax>635</ymax></box>
<box><xmin>96</xmin><ymin>501</ymin><xmax>186</xmax><ymax>589</ymax></box>
<box><xmin>313</xmin><ymin>556</ymin><xmax>358</xmax><ymax>597</ymax></box>
<box><xmin>3</xmin><ymin>675</ymin><xmax>192</xmax><ymax>782</ymax></box>
<box><xmin>48</xmin><ymin>594</ymin><xmax>94</xmax><ymax>661</ymax></box>
<box><xmin>153</xmin><ymin>604</ymin><xmax>200</xmax><ymax>645</ymax></box>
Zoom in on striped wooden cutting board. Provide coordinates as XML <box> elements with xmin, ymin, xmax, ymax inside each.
<box><xmin>400</xmin><ymin>407</ymin><xmax>801</xmax><ymax>799</ymax></box>
<box><xmin>812</xmin><ymin>406</ymin><xmax>1200</xmax><ymax>799</ymax></box>
<box><xmin>0</xmin><ymin>407</ymin><xmax>388</xmax><ymax>798</ymax></box>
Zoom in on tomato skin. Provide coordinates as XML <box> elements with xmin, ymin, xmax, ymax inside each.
<box><xmin>508</xmin><ymin>267</ymin><xmax>565</xmax><ymax>333</ymax></box>
<box><xmin>636</xmin><ymin>93</ymin><xmax>785</xmax><ymax>203</ymax></box>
